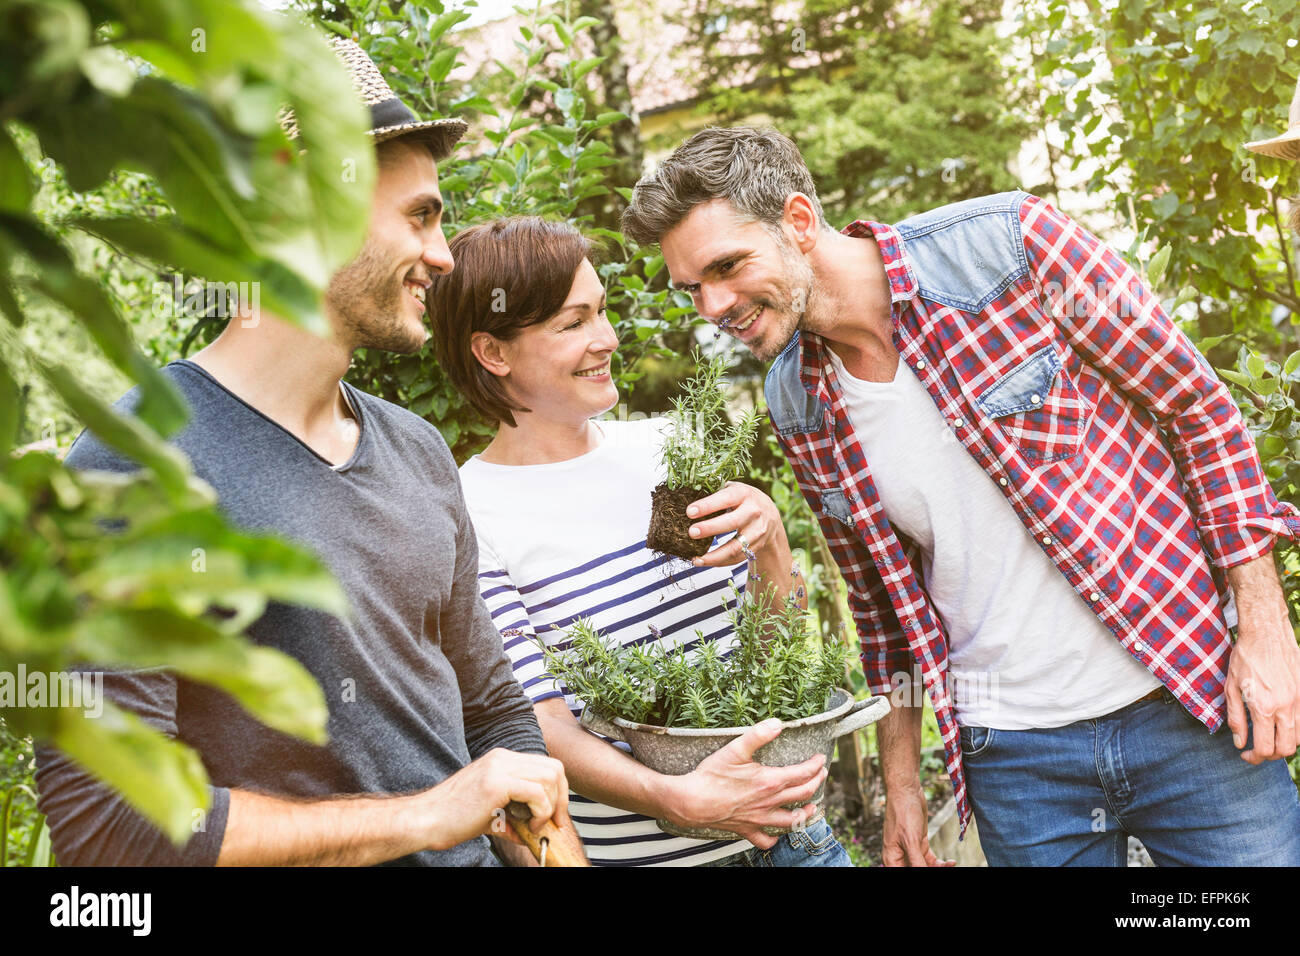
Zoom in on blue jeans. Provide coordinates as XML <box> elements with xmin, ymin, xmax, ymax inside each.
<box><xmin>961</xmin><ymin>689</ymin><xmax>1300</xmax><ymax>866</ymax></box>
<box><xmin>703</xmin><ymin>817</ymin><xmax>853</xmax><ymax>867</ymax></box>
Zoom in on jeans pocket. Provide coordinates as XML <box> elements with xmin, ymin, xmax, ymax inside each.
<box><xmin>1159</xmin><ymin>690</ymin><xmax>1215</xmax><ymax>729</ymax></box>
<box><xmin>789</xmin><ymin>818</ymin><xmax>838</xmax><ymax>856</ymax></box>
<box><xmin>959</xmin><ymin>724</ymin><xmax>996</xmax><ymax>759</ymax></box>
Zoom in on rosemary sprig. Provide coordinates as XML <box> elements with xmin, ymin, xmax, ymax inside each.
<box><xmin>659</xmin><ymin>349</ymin><xmax>761</xmax><ymax>492</ymax></box>
<box><xmin>537</xmin><ymin>588</ymin><xmax>848</xmax><ymax>730</ymax></box>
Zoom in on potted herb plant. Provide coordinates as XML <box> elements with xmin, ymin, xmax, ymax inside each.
<box><xmin>647</xmin><ymin>350</ymin><xmax>761</xmax><ymax>560</ymax></box>
<box><xmin>539</xmin><ymin>589</ymin><xmax>891</xmax><ymax>839</ymax></box>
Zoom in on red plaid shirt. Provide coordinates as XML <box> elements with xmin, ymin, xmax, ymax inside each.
<box><xmin>765</xmin><ymin>192</ymin><xmax>1300</xmax><ymax>836</ymax></box>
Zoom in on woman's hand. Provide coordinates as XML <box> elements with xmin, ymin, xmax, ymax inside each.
<box><xmin>686</xmin><ymin>481</ymin><xmax>786</xmax><ymax>569</ymax></box>
<box><xmin>686</xmin><ymin>482</ymin><xmax>805</xmax><ymax>609</ymax></box>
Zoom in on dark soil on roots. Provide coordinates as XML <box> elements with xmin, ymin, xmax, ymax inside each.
<box><xmin>647</xmin><ymin>482</ymin><xmax>714</xmax><ymax>560</ymax></box>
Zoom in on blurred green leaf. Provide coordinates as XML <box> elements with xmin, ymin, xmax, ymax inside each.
<box><xmin>0</xmin><ymin>130</ymin><xmax>33</xmax><ymax>214</ymax></box>
<box><xmin>36</xmin><ymin>359</ymin><xmax>192</xmax><ymax>498</ymax></box>
<box><xmin>1145</xmin><ymin>244</ymin><xmax>1171</xmax><ymax>288</ymax></box>
<box><xmin>0</xmin><ymin>356</ymin><xmax>19</xmax><ymax>453</ymax></box>
<box><xmin>75</xmin><ymin>217</ymin><xmax>325</xmax><ymax>336</ymax></box>
<box><xmin>0</xmin><ymin>215</ymin><xmax>188</xmax><ymax>435</ymax></box>
<box><xmin>51</xmin><ymin>701</ymin><xmax>209</xmax><ymax>844</ymax></box>
<box><xmin>78</xmin><ymin>507</ymin><xmax>350</xmax><ymax>622</ymax></box>
<box><xmin>72</xmin><ymin>608</ymin><xmax>330</xmax><ymax>745</ymax></box>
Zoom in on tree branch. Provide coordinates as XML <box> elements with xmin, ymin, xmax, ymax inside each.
<box><xmin>1269</xmin><ymin>188</ymin><xmax>1298</xmax><ymax>303</ymax></box>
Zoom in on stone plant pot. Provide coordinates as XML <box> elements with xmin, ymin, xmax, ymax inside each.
<box><xmin>580</xmin><ymin>689</ymin><xmax>892</xmax><ymax>840</ymax></box>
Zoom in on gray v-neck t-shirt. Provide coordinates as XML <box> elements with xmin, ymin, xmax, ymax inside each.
<box><xmin>35</xmin><ymin>360</ymin><xmax>545</xmax><ymax>866</ymax></box>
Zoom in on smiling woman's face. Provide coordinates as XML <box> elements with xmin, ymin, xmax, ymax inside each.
<box><xmin>497</xmin><ymin>259</ymin><xmax>619</xmax><ymax>426</ymax></box>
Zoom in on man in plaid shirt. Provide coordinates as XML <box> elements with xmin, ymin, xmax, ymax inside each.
<box><xmin>623</xmin><ymin>127</ymin><xmax>1300</xmax><ymax>866</ymax></box>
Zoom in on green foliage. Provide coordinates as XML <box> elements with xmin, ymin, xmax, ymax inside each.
<box><xmin>1025</xmin><ymin>5</ymin><xmax>1300</xmax><ymax>756</ymax></box>
<box><xmin>1</xmin><ymin>155</ymin><xmax>177</xmax><ymax>447</ymax></box>
<box><xmin>659</xmin><ymin>349</ymin><xmax>760</xmax><ymax>492</ymax></box>
<box><xmin>540</xmin><ymin>587</ymin><xmax>846</xmax><ymax>729</ymax></box>
<box><xmin>1204</xmin><ymin>334</ymin><xmax>1300</xmax><ymax>617</ymax></box>
<box><xmin>1</xmin><ymin>720</ymin><xmax>51</xmax><ymax>866</ymax></box>
<box><xmin>1</xmin><ymin>0</ymin><xmax>361</xmax><ymax>845</ymax></box>
<box><xmin>1022</xmin><ymin>0</ymin><xmax>1300</xmax><ymax>332</ymax></box>
<box><xmin>670</xmin><ymin>0</ymin><xmax>1031</xmax><ymax>224</ymax></box>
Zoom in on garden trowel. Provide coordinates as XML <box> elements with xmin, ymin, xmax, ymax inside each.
<box><xmin>505</xmin><ymin>800</ymin><xmax>590</xmax><ymax>867</ymax></box>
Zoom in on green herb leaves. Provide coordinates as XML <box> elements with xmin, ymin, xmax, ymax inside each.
<box><xmin>659</xmin><ymin>349</ymin><xmax>761</xmax><ymax>494</ymax></box>
<box><xmin>539</xmin><ymin>587</ymin><xmax>846</xmax><ymax>730</ymax></box>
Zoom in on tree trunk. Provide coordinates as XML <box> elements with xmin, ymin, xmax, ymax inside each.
<box><xmin>576</xmin><ymin>0</ymin><xmax>643</xmax><ymax>220</ymax></box>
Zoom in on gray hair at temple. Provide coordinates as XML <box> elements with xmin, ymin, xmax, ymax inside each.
<box><xmin>620</xmin><ymin>127</ymin><xmax>828</xmax><ymax>246</ymax></box>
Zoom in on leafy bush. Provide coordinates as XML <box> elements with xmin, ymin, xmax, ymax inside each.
<box><xmin>1025</xmin><ymin>0</ymin><xmax>1300</xmax><ymax>645</ymax></box>
<box><xmin>538</xmin><ymin>588</ymin><xmax>846</xmax><ymax>729</ymax></box>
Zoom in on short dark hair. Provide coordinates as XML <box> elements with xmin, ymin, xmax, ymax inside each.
<box><xmin>428</xmin><ymin>217</ymin><xmax>594</xmax><ymax>427</ymax></box>
<box><xmin>621</xmin><ymin>126</ymin><xmax>826</xmax><ymax>246</ymax></box>
<box><xmin>375</xmin><ymin>134</ymin><xmax>442</xmax><ymax>168</ymax></box>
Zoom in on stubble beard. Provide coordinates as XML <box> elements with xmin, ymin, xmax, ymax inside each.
<box><xmin>325</xmin><ymin>238</ymin><xmax>427</xmax><ymax>355</ymax></box>
<box><xmin>750</xmin><ymin>241</ymin><xmax>818</xmax><ymax>364</ymax></box>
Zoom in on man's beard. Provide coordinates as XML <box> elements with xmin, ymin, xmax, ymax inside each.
<box><xmin>745</xmin><ymin>238</ymin><xmax>817</xmax><ymax>363</ymax></box>
<box><xmin>325</xmin><ymin>238</ymin><xmax>427</xmax><ymax>355</ymax></box>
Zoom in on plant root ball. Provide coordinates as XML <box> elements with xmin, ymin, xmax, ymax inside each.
<box><xmin>647</xmin><ymin>482</ymin><xmax>714</xmax><ymax>560</ymax></box>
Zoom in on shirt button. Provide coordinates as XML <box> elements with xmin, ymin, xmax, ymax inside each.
<box><xmin>953</xmin><ymin>418</ymin><xmax>964</xmax><ymax>428</ymax></box>
<box><xmin>1030</xmin><ymin>393</ymin><xmax>1042</xmax><ymax>404</ymax></box>
<box><xmin>1089</xmin><ymin>591</ymin><xmax>1101</xmax><ymax>602</ymax></box>
<box><xmin>915</xmin><ymin>360</ymin><xmax>926</xmax><ymax>371</ymax></box>
<box><xmin>1134</xmin><ymin>640</ymin><xmax>1147</xmax><ymax>654</ymax></box>
<box><xmin>998</xmin><ymin>477</ymin><xmax>1009</xmax><ymax>487</ymax></box>
<box><xmin>1041</xmin><ymin>535</ymin><xmax>1053</xmax><ymax>546</ymax></box>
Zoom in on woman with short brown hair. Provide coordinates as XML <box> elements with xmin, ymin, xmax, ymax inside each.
<box><xmin>428</xmin><ymin>216</ymin><xmax>852</xmax><ymax>867</ymax></box>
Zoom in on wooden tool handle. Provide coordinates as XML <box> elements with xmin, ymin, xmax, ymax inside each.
<box><xmin>506</xmin><ymin>801</ymin><xmax>590</xmax><ymax>867</ymax></box>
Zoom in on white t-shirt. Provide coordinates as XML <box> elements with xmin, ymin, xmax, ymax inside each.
<box><xmin>460</xmin><ymin>417</ymin><xmax>749</xmax><ymax>866</ymax></box>
<box><xmin>826</xmin><ymin>349</ymin><xmax>1160</xmax><ymax>729</ymax></box>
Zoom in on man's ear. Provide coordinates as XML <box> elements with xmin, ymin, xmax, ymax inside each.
<box><xmin>470</xmin><ymin>331</ymin><xmax>510</xmax><ymax>378</ymax></box>
<box><xmin>783</xmin><ymin>193</ymin><xmax>821</xmax><ymax>254</ymax></box>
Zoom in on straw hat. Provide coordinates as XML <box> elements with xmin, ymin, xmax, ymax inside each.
<box><xmin>1245</xmin><ymin>74</ymin><xmax>1300</xmax><ymax>160</ymax></box>
<box><xmin>280</xmin><ymin>36</ymin><xmax>467</xmax><ymax>158</ymax></box>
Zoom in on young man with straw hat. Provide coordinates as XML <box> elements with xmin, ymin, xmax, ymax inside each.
<box><xmin>34</xmin><ymin>36</ymin><xmax>570</xmax><ymax>867</ymax></box>
<box><xmin>625</xmin><ymin>126</ymin><xmax>1300</xmax><ymax>867</ymax></box>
